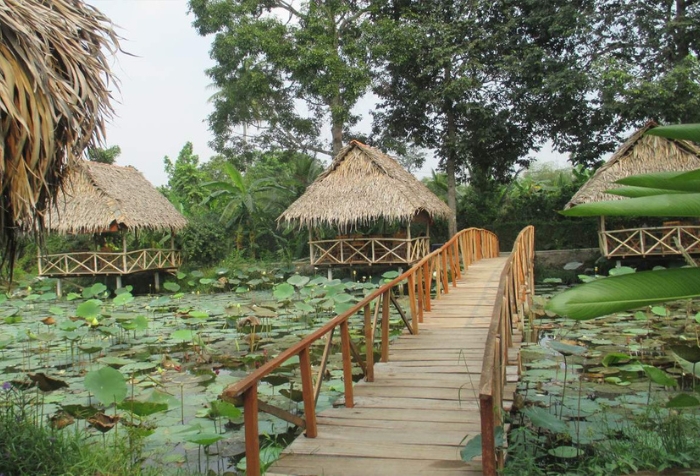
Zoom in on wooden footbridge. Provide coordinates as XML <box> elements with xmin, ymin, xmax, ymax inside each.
<box><xmin>221</xmin><ymin>227</ymin><xmax>535</xmax><ymax>476</ymax></box>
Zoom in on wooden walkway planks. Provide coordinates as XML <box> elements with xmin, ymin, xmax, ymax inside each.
<box><xmin>269</xmin><ymin>257</ymin><xmax>510</xmax><ymax>476</ymax></box>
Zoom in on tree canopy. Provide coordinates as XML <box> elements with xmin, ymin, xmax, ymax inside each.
<box><xmin>189</xmin><ymin>0</ymin><xmax>373</xmax><ymax>158</ymax></box>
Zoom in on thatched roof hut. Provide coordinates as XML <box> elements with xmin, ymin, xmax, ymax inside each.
<box><xmin>47</xmin><ymin>161</ymin><xmax>187</xmax><ymax>235</ymax></box>
<box><xmin>565</xmin><ymin>121</ymin><xmax>700</xmax><ymax>209</ymax></box>
<box><xmin>278</xmin><ymin>141</ymin><xmax>451</xmax><ymax>231</ymax></box>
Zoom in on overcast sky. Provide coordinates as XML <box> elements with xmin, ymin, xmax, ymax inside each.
<box><xmin>89</xmin><ymin>0</ymin><xmax>567</xmax><ymax>187</ymax></box>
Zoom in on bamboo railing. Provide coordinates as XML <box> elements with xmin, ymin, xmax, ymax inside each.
<box><xmin>600</xmin><ymin>225</ymin><xmax>700</xmax><ymax>258</ymax></box>
<box><xmin>38</xmin><ymin>248</ymin><xmax>181</xmax><ymax>276</ymax></box>
<box><xmin>479</xmin><ymin>225</ymin><xmax>535</xmax><ymax>475</ymax></box>
<box><xmin>221</xmin><ymin>228</ymin><xmax>499</xmax><ymax>476</ymax></box>
<box><xmin>309</xmin><ymin>236</ymin><xmax>430</xmax><ymax>265</ymax></box>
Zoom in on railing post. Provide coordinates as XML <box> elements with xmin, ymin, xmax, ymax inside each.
<box><xmin>340</xmin><ymin>321</ymin><xmax>354</xmax><ymax>407</ymax></box>
<box><xmin>364</xmin><ymin>304</ymin><xmax>374</xmax><ymax>382</ymax></box>
<box><xmin>416</xmin><ymin>268</ymin><xmax>424</xmax><ymax>323</ymax></box>
<box><xmin>441</xmin><ymin>251</ymin><xmax>449</xmax><ymax>294</ymax></box>
<box><xmin>299</xmin><ymin>347</ymin><xmax>317</xmax><ymax>437</ymax></box>
<box><xmin>407</xmin><ymin>273</ymin><xmax>418</xmax><ymax>334</ymax></box>
<box><xmin>243</xmin><ymin>384</ymin><xmax>261</xmax><ymax>476</ymax></box>
<box><xmin>480</xmin><ymin>394</ymin><xmax>496</xmax><ymax>476</ymax></box>
<box><xmin>381</xmin><ymin>290</ymin><xmax>390</xmax><ymax>362</ymax></box>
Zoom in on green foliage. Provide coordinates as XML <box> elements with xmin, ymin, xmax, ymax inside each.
<box><xmin>189</xmin><ymin>0</ymin><xmax>372</xmax><ymax>156</ymax></box>
<box><xmin>84</xmin><ymin>366</ymin><xmax>127</xmax><ymax>406</ymax></box>
<box><xmin>162</xmin><ymin>142</ymin><xmax>209</xmax><ymax>216</ymax></box>
<box><xmin>86</xmin><ymin>145</ymin><xmax>121</xmax><ymax>165</ymax></box>
<box><xmin>177</xmin><ymin>214</ymin><xmax>229</xmax><ymax>266</ymax></box>
<box><xmin>0</xmin><ymin>386</ymin><xmax>158</xmax><ymax>476</ymax></box>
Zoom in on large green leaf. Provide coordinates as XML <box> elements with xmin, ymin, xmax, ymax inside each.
<box><xmin>546</xmin><ymin>268</ymin><xmax>700</xmax><ymax>320</ymax></box>
<box><xmin>522</xmin><ymin>407</ymin><xmax>568</xmax><ymax>434</ymax></box>
<box><xmin>606</xmin><ymin>186</ymin><xmax>687</xmax><ymax>198</ymax></box>
<box><xmin>646</xmin><ymin>123</ymin><xmax>700</xmax><ymax>143</ymax></box>
<box><xmin>616</xmin><ymin>169</ymin><xmax>700</xmax><ymax>193</ymax></box>
<box><xmin>561</xmin><ymin>193</ymin><xmax>700</xmax><ymax>217</ymax></box>
<box><xmin>84</xmin><ymin>367</ymin><xmax>127</xmax><ymax>406</ymax></box>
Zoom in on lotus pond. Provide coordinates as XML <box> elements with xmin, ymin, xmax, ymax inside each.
<box><xmin>0</xmin><ymin>267</ymin><xmax>408</xmax><ymax>474</ymax></box>
<box><xmin>509</xmin><ymin>277</ymin><xmax>700</xmax><ymax>474</ymax></box>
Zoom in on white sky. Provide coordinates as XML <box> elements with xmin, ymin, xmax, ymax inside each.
<box><xmin>90</xmin><ymin>0</ymin><xmax>569</xmax><ymax>187</ymax></box>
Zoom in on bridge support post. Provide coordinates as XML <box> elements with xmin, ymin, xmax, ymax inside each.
<box><xmin>55</xmin><ymin>279</ymin><xmax>62</xmax><ymax>298</ymax></box>
<box><xmin>154</xmin><ymin>272</ymin><xmax>160</xmax><ymax>292</ymax></box>
<box><xmin>116</xmin><ymin>276</ymin><xmax>122</xmax><ymax>290</ymax></box>
<box><xmin>243</xmin><ymin>384</ymin><xmax>260</xmax><ymax>476</ymax></box>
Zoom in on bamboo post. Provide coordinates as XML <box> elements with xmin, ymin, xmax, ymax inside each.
<box><xmin>314</xmin><ymin>328</ymin><xmax>335</xmax><ymax>405</ymax></box>
<box><xmin>381</xmin><ymin>290</ymin><xmax>390</xmax><ymax>362</ymax></box>
<box><xmin>340</xmin><ymin>321</ymin><xmax>354</xmax><ymax>407</ymax></box>
<box><xmin>243</xmin><ymin>384</ymin><xmax>260</xmax><ymax>476</ymax></box>
<box><xmin>299</xmin><ymin>347</ymin><xmax>317</xmax><ymax>437</ymax></box>
<box><xmin>309</xmin><ymin>229</ymin><xmax>315</xmax><ymax>265</ymax></box>
<box><xmin>441</xmin><ymin>251</ymin><xmax>449</xmax><ymax>294</ymax></box>
<box><xmin>435</xmin><ymin>256</ymin><xmax>442</xmax><ymax>299</ymax></box>
<box><xmin>423</xmin><ymin>262</ymin><xmax>431</xmax><ymax>311</ymax></box>
<box><xmin>364</xmin><ymin>304</ymin><xmax>374</xmax><ymax>382</ymax></box>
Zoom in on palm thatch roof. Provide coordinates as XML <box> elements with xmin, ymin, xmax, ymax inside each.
<box><xmin>47</xmin><ymin>161</ymin><xmax>187</xmax><ymax>235</ymax></box>
<box><xmin>565</xmin><ymin>121</ymin><xmax>700</xmax><ymax>209</ymax></box>
<box><xmin>278</xmin><ymin>141</ymin><xmax>452</xmax><ymax>230</ymax></box>
<box><xmin>0</xmin><ymin>0</ymin><xmax>119</xmax><ymax>260</ymax></box>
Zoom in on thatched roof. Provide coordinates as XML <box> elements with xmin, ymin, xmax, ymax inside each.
<box><xmin>278</xmin><ymin>141</ymin><xmax>452</xmax><ymax>230</ymax></box>
<box><xmin>565</xmin><ymin>121</ymin><xmax>700</xmax><ymax>209</ymax></box>
<box><xmin>0</xmin><ymin>0</ymin><xmax>119</xmax><ymax>267</ymax></box>
<box><xmin>47</xmin><ymin>161</ymin><xmax>187</xmax><ymax>234</ymax></box>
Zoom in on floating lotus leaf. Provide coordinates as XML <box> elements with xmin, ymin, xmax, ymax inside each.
<box><xmin>522</xmin><ymin>407</ymin><xmax>569</xmax><ymax>434</ymax></box>
<box><xmin>118</xmin><ymin>399</ymin><xmax>168</xmax><ymax>416</ymax></box>
<box><xmin>199</xmin><ymin>278</ymin><xmax>215</xmax><ymax>285</ymax></box>
<box><xmin>171</xmin><ymin>329</ymin><xmax>196</xmax><ymax>341</ymax></box>
<box><xmin>669</xmin><ymin>344</ymin><xmax>700</xmax><ymax>363</ymax></box>
<box><xmin>210</xmin><ymin>400</ymin><xmax>241</xmax><ymax>420</ymax></box>
<box><xmin>84</xmin><ymin>366</ymin><xmax>127</xmax><ymax>405</ymax></box>
<box><xmin>112</xmin><ymin>292</ymin><xmax>134</xmax><ymax>306</ymax></box>
<box><xmin>190</xmin><ymin>270</ymin><xmax>204</xmax><ymax>278</ymax></box>
<box><xmin>273</xmin><ymin>283</ymin><xmax>295</xmax><ymax>300</ymax></box>
<box><xmin>83</xmin><ymin>283</ymin><xmax>107</xmax><ymax>299</ymax></box>
<box><xmin>548</xmin><ymin>340</ymin><xmax>587</xmax><ymax>356</ymax></box>
<box><xmin>76</xmin><ymin>299</ymin><xmax>102</xmax><ymax>319</ymax></box>
<box><xmin>163</xmin><ymin>282</ymin><xmax>180</xmax><ymax>292</ymax></box>
<box><xmin>66</xmin><ymin>292</ymin><xmax>81</xmax><ymax>301</ymax></box>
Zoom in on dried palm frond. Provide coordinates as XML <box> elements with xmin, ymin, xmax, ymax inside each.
<box><xmin>0</xmin><ymin>0</ymin><xmax>120</xmax><ymax>275</ymax></box>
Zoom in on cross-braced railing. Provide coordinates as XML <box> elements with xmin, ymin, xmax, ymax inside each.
<box><xmin>38</xmin><ymin>248</ymin><xmax>181</xmax><ymax>276</ymax></box>
<box><xmin>309</xmin><ymin>236</ymin><xmax>430</xmax><ymax>265</ymax></box>
<box><xmin>221</xmin><ymin>228</ymin><xmax>500</xmax><ymax>476</ymax></box>
<box><xmin>601</xmin><ymin>225</ymin><xmax>700</xmax><ymax>258</ymax></box>
<box><xmin>479</xmin><ymin>225</ymin><xmax>535</xmax><ymax>475</ymax></box>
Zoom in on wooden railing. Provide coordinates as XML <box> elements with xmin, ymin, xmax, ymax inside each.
<box><xmin>38</xmin><ymin>248</ymin><xmax>181</xmax><ymax>276</ymax></box>
<box><xmin>221</xmin><ymin>228</ymin><xmax>499</xmax><ymax>476</ymax></box>
<box><xmin>309</xmin><ymin>236</ymin><xmax>430</xmax><ymax>265</ymax></box>
<box><xmin>601</xmin><ymin>225</ymin><xmax>700</xmax><ymax>258</ymax></box>
<box><xmin>479</xmin><ymin>225</ymin><xmax>535</xmax><ymax>475</ymax></box>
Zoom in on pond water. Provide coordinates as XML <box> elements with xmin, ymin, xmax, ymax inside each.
<box><xmin>514</xmin><ymin>282</ymin><xmax>700</xmax><ymax>469</ymax></box>
<box><xmin>0</xmin><ymin>269</ymin><xmax>408</xmax><ymax>474</ymax></box>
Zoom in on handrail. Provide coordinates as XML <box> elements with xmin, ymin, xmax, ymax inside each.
<box><xmin>479</xmin><ymin>225</ymin><xmax>535</xmax><ymax>475</ymax></box>
<box><xmin>38</xmin><ymin>248</ymin><xmax>181</xmax><ymax>276</ymax></box>
<box><xmin>220</xmin><ymin>227</ymin><xmax>499</xmax><ymax>476</ymax></box>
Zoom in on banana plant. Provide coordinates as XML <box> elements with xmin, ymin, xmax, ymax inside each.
<box><xmin>547</xmin><ymin>124</ymin><xmax>700</xmax><ymax>320</ymax></box>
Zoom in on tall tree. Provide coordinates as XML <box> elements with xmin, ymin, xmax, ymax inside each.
<box><xmin>162</xmin><ymin>142</ymin><xmax>209</xmax><ymax>215</ymax></box>
<box><xmin>507</xmin><ymin>0</ymin><xmax>700</xmax><ymax>166</ymax></box>
<box><xmin>189</xmin><ymin>0</ymin><xmax>373</xmax><ymax>158</ymax></box>
<box><xmin>370</xmin><ymin>0</ymin><xmax>537</xmax><ymax>236</ymax></box>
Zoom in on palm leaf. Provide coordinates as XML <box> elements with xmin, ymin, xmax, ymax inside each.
<box><xmin>646</xmin><ymin>123</ymin><xmax>700</xmax><ymax>143</ymax></box>
<box><xmin>605</xmin><ymin>186</ymin><xmax>687</xmax><ymax>198</ymax></box>
<box><xmin>546</xmin><ymin>268</ymin><xmax>700</xmax><ymax>320</ymax></box>
<box><xmin>561</xmin><ymin>193</ymin><xmax>700</xmax><ymax>217</ymax></box>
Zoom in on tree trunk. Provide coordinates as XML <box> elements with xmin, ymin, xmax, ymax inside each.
<box><xmin>444</xmin><ymin>64</ymin><xmax>458</xmax><ymax>238</ymax></box>
<box><xmin>331</xmin><ymin>93</ymin><xmax>344</xmax><ymax>156</ymax></box>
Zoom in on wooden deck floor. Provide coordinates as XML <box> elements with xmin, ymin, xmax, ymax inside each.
<box><xmin>269</xmin><ymin>256</ymin><xmax>513</xmax><ymax>476</ymax></box>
